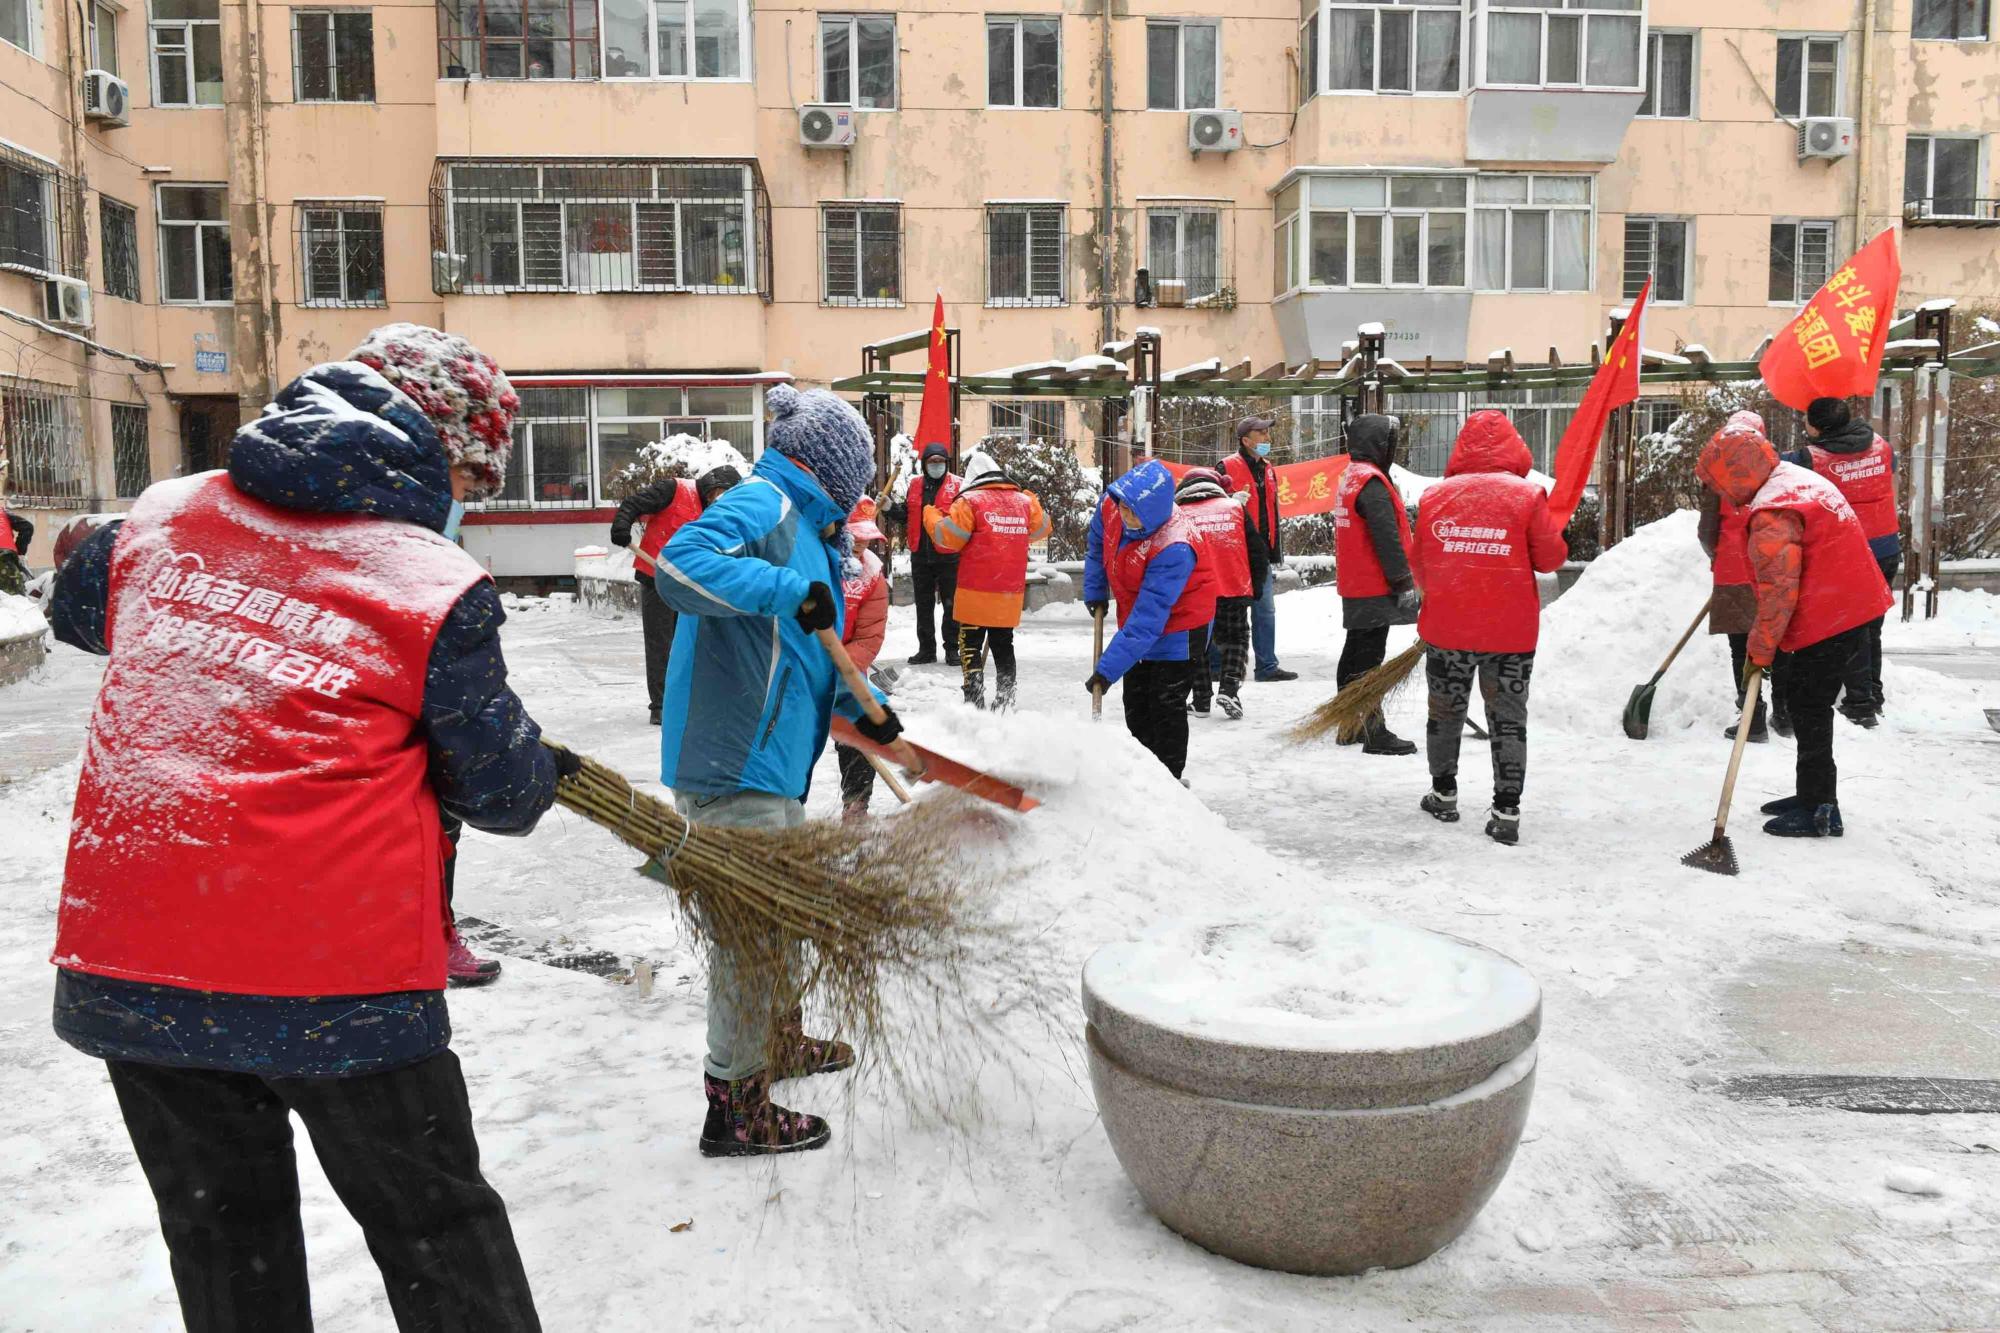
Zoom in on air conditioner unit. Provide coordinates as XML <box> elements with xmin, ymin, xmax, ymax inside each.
<box><xmin>1796</xmin><ymin>117</ymin><xmax>1855</xmax><ymax>161</ymax></box>
<box><xmin>82</xmin><ymin>70</ymin><xmax>130</xmax><ymax>126</ymax></box>
<box><xmin>1188</xmin><ymin>109</ymin><xmax>1243</xmax><ymax>154</ymax></box>
<box><xmin>43</xmin><ymin>275</ymin><xmax>92</xmax><ymax>327</ymax></box>
<box><xmin>798</xmin><ymin>104</ymin><xmax>856</xmax><ymax>149</ymax></box>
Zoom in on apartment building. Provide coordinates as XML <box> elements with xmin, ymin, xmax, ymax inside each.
<box><xmin>1</xmin><ymin>0</ymin><xmax>1995</xmax><ymax>574</ymax></box>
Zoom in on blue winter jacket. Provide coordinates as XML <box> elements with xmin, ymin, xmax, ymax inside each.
<box><xmin>46</xmin><ymin>362</ymin><xmax>558</xmax><ymax>1077</ymax></box>
<box><xmin>1085</xmin><ymin>461</ymin><xmax>1197</xmax><ymax>684</ymax></box>
<box><xmin>654</xmin><ymin>449</ymin><xmax>879</xmax><ymax>802</ymax></box>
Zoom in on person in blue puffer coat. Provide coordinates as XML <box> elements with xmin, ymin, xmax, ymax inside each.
<box><xmin>653</xmin><ymin>383</ymin><xmax>902</xmax><ymax>1159</ymax></box>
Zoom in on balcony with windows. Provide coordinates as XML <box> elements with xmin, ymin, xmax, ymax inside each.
<box><xmin>1463</xmin><ymin>0</ymin><xmax>1646</xmax><ymax>164</ymax></box>
<box><xmin>1903</xmin><ymin>134</ymin><xmax>1998</xmax><ymax>228</ymax></box>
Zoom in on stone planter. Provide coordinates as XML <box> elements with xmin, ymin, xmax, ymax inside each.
<box><xmin>0</xmin><ymin>626</ymin><xmax>49</xmax><ymax>686</ymax></box>
<box><xmin>1083</xmin><ymin>921</ymin><xmax>1539</xmax><ymax>1276</ymax></box>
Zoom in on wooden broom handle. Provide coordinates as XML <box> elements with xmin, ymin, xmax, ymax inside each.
<box><xmin>817</xmin><ymin>626</ymin><xmax>926</xmax><ymax>777</ymax></box>
<box><xmin>1655</xmin><ymin>594</ymin><xmax>1715</xmax><ymax>678</ymax></box>
<box><xmin>865</xmin><ymin>753</ymin><xmax>913</xmax><ymax>804</ymax></box>
<box><xmin>1091</xmin><ymin>609</ymin><xmax>1106</xmax><ymax>719</ymax></box>
<box><xmin>1712</xmin><ymin>666</ymin><xmax>1763</xmax><ymax>835</ymax></box>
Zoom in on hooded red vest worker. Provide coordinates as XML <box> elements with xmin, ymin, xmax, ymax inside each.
<box><xmin>1220</xmin><ymin>452</ymin><xmax>1279</xmax><ymax>546</ymax></box>
<box><xmin>1333</xmin><ymin>460</ymin><xmax>1412</xmax><ymax>598</ymax></box>
<box><xmin>1748</xmin><ymin>462</ymin><xmax>1895</xmax><ymax>652</ymax></box>
<box><xmin>635</xmin><ymin>479</ymin><xmax>703</xmax><ymax>577</ymax></box>
<box><xmin>1415</xmin><ymin>414</ymin><xmax>1565</xmax><ymax>653</ymax></box>
<box><xmin>1807</xmin><ymin>437</ymin><xmax>1898</xmax><ymax>542</ymax></box>
<box><xmin>1178</xmin><ymin>495</ymin><xmax>1252</xmax><ymax>599</ymax></box>
<box><xmin>1109</xmin><ymin>509</ymin><xmax>1218</xmax><ymax>633</ymax></box>
<box><xmin>905</xmin><ymin>470</ymin><xmax>962</xmax><ymax>554</ymax></box>
<box><xmin>54</xmin><ymin>472</ymin><xmax>484</xmax><ymax>998</ymax></box>
<box><xmin>1712</xmin><ymin>499</ymin><xmax>1752</xmax><ymax>588</ymax></box>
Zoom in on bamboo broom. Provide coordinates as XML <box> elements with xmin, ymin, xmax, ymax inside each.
<box><xmin>1285</xmin><ymin>640</ymin><xmax>1428</xmax><ymax>746</ymax></box>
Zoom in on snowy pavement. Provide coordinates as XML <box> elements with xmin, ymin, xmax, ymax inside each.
<box><xmin>4</xmin><ymin>518</ymin><xmax>2000</xmax><ymax>1332</ymax></box>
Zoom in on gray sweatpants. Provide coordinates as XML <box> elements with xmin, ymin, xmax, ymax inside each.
<box><xmin>674</xmin><ymin>789</ymin><xmax>804</xmax><ymax>1082</ymax></box>
<box><xmin>1425</xmin><ymin>647</ymin><xmax>1535</xmax><ymax>804</ymax></box>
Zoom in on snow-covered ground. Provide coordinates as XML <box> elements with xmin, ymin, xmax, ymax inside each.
<box><xmin>3</xmin><ymin>517</ymin><xmax>1999</xmax><ymax>1330</ymax></box>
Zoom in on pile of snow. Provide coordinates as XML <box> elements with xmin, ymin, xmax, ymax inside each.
<box><xmin>0</xmin><ymin>592</ymin><xmax>49</xmax><ymax>641</ymax></box>
<box><xmin>1887</xmin><ymin>588</ymin><xmax>2000</xmax><ymax>649</ymax></box>
<box><xmin>635</xmin><ymin>433</ymin><xmax>748</xmax><ymax>479</ymax></box>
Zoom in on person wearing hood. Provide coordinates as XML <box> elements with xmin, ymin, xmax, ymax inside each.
<box><xmin>884</xmin><ymin>439</ymin><xmax>962</xmax><ymax>664</ymax></box>
<box><xmin>835</xmin><ymin>498</ymin><xmax>892</xmax><ymax>820</ymax></box>
<box><xmin>923</xmin><ymin>450</ymin><xmax>1050</xmax><ymax>708</ymax></box>
<box><xmin>1410</xmin><ymin>410</ymin><xmax>1569</xmax><ymax>845</ymax></box>
<box><xmin>1781</xmin><ymin>396</ymin><xmax>1899</xmax><ymax>728</ymax></box>
<box><xmin>1698</xmin><ymin>409</ymin><xmax>1783</xmax><ymax>743</ymax></box>
<box><xmin>1696</xmin><ymin>420</ymin><xmax>1894</xmax><ymax>838</ymax></box>
<box><xmin>610</xmin><ymin>463</ymin><xmax>743</xmax><ymax>725</ymax></box>
<box><xmin>654</xmin><ymin>385</ymin><xmax>901</xmax><ymax>1156</ymax></box>
<box><xmin>1174</xmin><ymin>466</ymin><xmax>1267</xmax><ymax>719</ymax></box>
<box><xmin>1217</xmin><ymin>416</ymin><xmax>1298</xmax><ymax>682</ymax></box>
<box><xmin>44</xmin><ymin>324</ymin><xmax>570</xmax><ymax>1331</ymax></box>
<box><xmin>1333</xmin><ymin>413</ymin><xmax>1420</xmax><ymax>755</ymax></box>
<box><xmin>1084</xmin><ymin>459</ymin><xmax>1219</xmax><ymax>781</ymax></box>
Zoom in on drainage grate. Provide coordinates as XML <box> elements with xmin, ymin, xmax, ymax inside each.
<box><xmin>1717</xmin><ymin>1074</ymin><xmax>2000</xmax><ymax>1114</ymax></box>
<box><xmin>454</xmin><ymin>914</ymin><xmax>658</xmax><ymax>983</ymax></box>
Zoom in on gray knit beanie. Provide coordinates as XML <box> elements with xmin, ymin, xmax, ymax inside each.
<box><xmin>764</xmin><ymin>385</ymin><xmax>875</xmax><ymax>516</ymax></box>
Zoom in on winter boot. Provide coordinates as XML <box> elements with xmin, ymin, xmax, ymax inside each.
<box><xmin>699</xmin><ymin>1071</ymin><xmax>831</xmax><ymax>1158</ymax></box>
<box><xmin>995</xmin><ymin>681</ymin><xmax>1017</xmax><ymax>712</ymax></box>
<box><xmin>1760</xmin><ymin>793</ymin><xmax>1811</xmax><ymax>816</ymax></box>
<box><xmin>906</xmin><ymin>651</ymin><xmax>938</xmax><ymax>666</ymax></box>
<box><xmin>1216</xmin><ymin>692</ymin><xmax>1243</xmax><ymax>721</ymax></box>
<box><xmin>648</xmin><ymin>706</ymin><xmax>662</xmax><ymax>727</ymax></box>
<box><xmin>1485</xmin><ymin>803</ymin><xmax>1521</xmax><ymax>846</ymax></box>
<box><xmin>1724</xmin><ymin>697</ymin><xmax>1769</xmax><ymax>744</ymax></box>
<box><xmin>1839</xmin><ymin>703</ymin><xmax>1880</xmax><ymax>729</ymax></box>
<box><xmin>1255</xmin><ymin>667</ymin><xmax>1299</xmax><ymax>683</ymax></box>
<box><xmin>775</xmin><ymin>1007</ymin><xmax>856</xmax><ymax>1079</ymax></box>
<box><xmin>841</xmin><ymin>800</ymin><xmax>869</xmax><ymax>826</ymax></box>
<box><xmin>1769</xmin><ymin>699</ymin><xmax>1794</xmax><ymax>738</ymax></box>
<box><xmin>1420</xmin><ymin>788</ymin><xmax>1460</xmax><ymax>823</ymax></box>
<box><xmin>445</xmin><ymin>922</ymin><xmax>502</xmax><ymax>987</ymax></box>
<box><xmin>1764</xmin><ymin>803</ymin><xmax>1843</xmax><ymax>838</ymax></box>
<box><xmin>1361</xmin><ymin>711</ymin><xmax>1418</xmax><ymax>756</ymax></box>
<box><xmin>1188</xmin><ymin>698</ymin><xmax>1212</xmax><ymax>719</ymax></box>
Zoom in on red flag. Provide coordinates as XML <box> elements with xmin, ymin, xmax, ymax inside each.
<box><xmin>1547</xmin><ymin>278</ymin><xmax>1649</xmax><ymax>527</ymax></box>
<box><xmin>1757</xmin><ymin>227</ymin><xmax>1901</xmax><ymax>411</ymax></box>
<box><xmin>912</xmin><ymin>291</ymin><xmax>952</xmax><ymax>451</ymax></box>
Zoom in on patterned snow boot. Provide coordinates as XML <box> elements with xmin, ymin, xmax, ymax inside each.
<box><xmin>445</xmin><ymin>921</ymin><xmax>502</xmax><ymax>987</ymax></box>
<box><xmin>699</xmin><ymin>1071</ymin><xmax>831</xmax><ymax>1158</ymax></box>
<box><xmin>1764</xmin><ymin>802</ymin><xmax>1843</xmax><ymax>838</ymax></box>
<box><xmin>1485</xmin><ymin>803</ymin><xmax>1521</xmax><ymax>846</ymax></box>
<box><xmin>1420</xmin><ymin>789</ymin><xmax>1460</xmax><ymax>823</ymax></box>
<box><xmin>775</xmin><ymin>1007</ymin><xmax>855</xmax><ymax>1079</ymax></box>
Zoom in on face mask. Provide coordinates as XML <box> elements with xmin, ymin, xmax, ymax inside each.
<box><xmin>925</xmin><ymin>461</ymin><xmax>947</xmax><ymax>479</ymax></box>
<box><xmin>1254</xmin><ymin>441</ymin><xmax>1272</xmax><ymax>459</ymax></box>
<box><xmin>443</xmin><ymin>499</ymin><xmax>465</xmax><ymax>541</ymax></box>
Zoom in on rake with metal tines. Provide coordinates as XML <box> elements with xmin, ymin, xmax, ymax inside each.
<box><xmin>1681</xmin><ymin>667</ymin><xmax>1763</xmax><ymax>876</ymax></box>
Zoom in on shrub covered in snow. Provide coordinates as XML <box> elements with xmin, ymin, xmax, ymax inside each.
<box><xmin>604</xmin><ymin>434</ymin><xmax>750</xmax><ymax>502</ymax></box>
<box><xmin>984</xmin><ymin>434</ymin><xmax>1098</xmax><ymax>560</ymax></box>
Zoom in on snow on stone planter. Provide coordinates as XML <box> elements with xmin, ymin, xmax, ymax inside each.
<box><xmin>0</xmin><ymin>593</ymin><xmax>50</xmax><ymax>686</ymax></box>
<box><xmin>1083</xmin><ymin>914</ymin><xmax>1539</xmax><ymax>1276</ymax></box>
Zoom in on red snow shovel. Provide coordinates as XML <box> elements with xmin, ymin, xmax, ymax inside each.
<box><xmin>1682</xmin><ymin>666</ymin><xmax>1761</xmax><ymax>876</ymax></box>
<box><xmin>1624</xmin><ymin>595</ymin><xmax>1714</xmax><ymax>740</ymax></box>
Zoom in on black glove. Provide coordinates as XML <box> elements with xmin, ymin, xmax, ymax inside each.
<box><xmin>795</xmin><ymin>582</ymin><xmax>837</xmax><ymax>633</ymax></box>
<box><xmin>1084</xmin><ymin>672</ymin><xmax>1111</xmax><ymax>698</ymax></box>
<box><xmin>1394</xmin><ymin>586</ymin><xmax>1421</xmax><ymax>613</ymax></box>
<box><xmin>1085</xmin><ymin>599</ymin><xmax>1108</xmax><ymax>618</ymax></box>
<box><xmin>549</xmin><ymin>746</ymin><xmax>584</xmax><ymax>780</ymax></box>
<box><xmin>854</xmin><ymin>706</ymin><xmax>903</xmax><ymax>746</ymax></box>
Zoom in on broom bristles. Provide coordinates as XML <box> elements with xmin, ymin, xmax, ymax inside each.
<box><xmin>1284</xmin><ymin>640</ymin><xmax>1427</xmax><ymax>746</ymax></box>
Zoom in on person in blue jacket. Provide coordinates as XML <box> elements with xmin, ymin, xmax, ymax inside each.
<box><xmin>653</xmin><ymin>383</ymin><xmax>903</xmax><ymax>1158</ymax></box>
<box><xmin>1083</xmin><ymin>459</ymin><xmax>1217</xmax><ymax>783</ymax></box>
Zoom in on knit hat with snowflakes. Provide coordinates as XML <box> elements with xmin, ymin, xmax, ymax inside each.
<box><xmin>350</xmin><ymin>324</ymin><xmax>519</xmax><ymax>498</ymax></box>
<box><xmin>764</xmin><ymin>385</ymin><xmax>875</xmax><ymax>517</ymax></box>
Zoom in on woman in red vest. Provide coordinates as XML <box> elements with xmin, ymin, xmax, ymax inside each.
<box><xmin>0</xmin><ymin>506</ymin><xmax>31</xmax><ymax>595</ymax></box>
<box><xmin>1332</xmin><ymin>413</ymin><xmax>1419</xmax><ymax>754</ymax></box>
<box><xmin>1409</xmin><ymin>411</ymin><xmax>1568</xmax><ymax>845</ymax></box>
<box><xmin>1173</xmin><ymin>467</ymin><xmax>1266</xmax><ymax>719</ymax></box>
<box><xmin>610</xmin><ymin>463</ymin><xmax>742</xmax><ymax>725</ymax></box>
<box><xmin>924</xmin><ymin>450</ymin><xmax>1050</xmax><ymax>708</ymax></box>
<box><xmin>1697</xmin><ymin>421</ymin><xmax>1895</xmax><ymax>838</ymax></box>
<box><xmin>835</xmin><ymin>497</ymin><xmax>892</xmax><ymax>819</ymax></box>
<box><xmin>1698</xmin><ymin>409</ymin><xmax>1782</xmax><ymax>743</ymax></box>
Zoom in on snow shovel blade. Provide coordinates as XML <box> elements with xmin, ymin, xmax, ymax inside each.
<box><xmin>829</xmin><ymin>717</ymin><xmax>1040</xmax><ymax>812</ymax></box>
<box><xmin>1680</xmin><ymin>831</ymin><xmax>1739</xmax><ymax>876</ymax></box>
<box><xmin>1623</xmin><ymin>680</ymin><xmax>1657</xmax><ymax>740</ymax></box>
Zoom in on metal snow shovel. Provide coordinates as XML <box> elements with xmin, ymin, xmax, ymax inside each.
<box><xmin>1682</xmin><ymin>666</ymin><xmax>1762</xmax><ymax>876</ymax></box>
<box><xmin>1624</xmin><ymin>594</ymin><xmax>1714</xmax><ymax>741</ymax></box>
<box><xmin>1091</xmin><ymin>608</ymin><xmax>1107</xmax><ymax>721</ymax></box>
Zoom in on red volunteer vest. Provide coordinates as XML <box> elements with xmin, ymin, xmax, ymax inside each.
<box><xmin>1808</xmin><ymin>438</ymin><xmax>1898</xmax><ymax>542</ymax></box>
<box><xmin>1109</xmin><ymin>509</ymin><xmax>1218</xmax><ymax>634</ymax></box>
<box><xmin>841</xmin><ymin>549</ymin><xmax>885</xmax><ymax>634</ymax></box>
<box><xmin>1333</xmin><ymin>461</ymin><xmax>1412</xmax><ymax>599</ymax></box>
<box><xmin>1415</xmin><ymin>474</ymin><xmax>1548</xmax><ymax>654</ymax></box>
<box><xmin>1748</xmin><ymin>463</ymin><xmax>1896</xmax><ymax>652</ymax></box>
<box><xmin>635</xmin><ymin>479</ymin><xmax>703</xmax><ymax>577</ymax></box>
<box><xmin>1220</xmin><ymin>453</ymin><xmax>1279</xmax><ymax>544</ymax></box>
<box><xmin>0</xmin><ymin>508</ymin><xmax>15</xmax><ymax>554</ymax></box>
<box><xmin>54</xmin><ymin>472</ymin><xmax>484</xmax><ymax>998</ymax></box>
<box><xmin>1179</xmin><ymin>496</ymin><xmax>1252</xmax><ymax>599</ymax></box>
<box><xmin>1712</xmin><ymin>500</ymin><xmax>1752</xmax><ymax>588</ymax></box>
<box><xmin>951</xmin><ymin>486</ymin><xmax>1037</xmax><ymax>601</ymax></box>
<box><xmin>906</xmin><ymin>471</ymin><xmax>962</xmax><ymax>554</ymax></box>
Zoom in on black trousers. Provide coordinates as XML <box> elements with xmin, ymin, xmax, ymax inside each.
<box><xmin>958</xmin><ymin>624</ymin><xmax>1016</xmax><ymax>707</ymax></box>
<box><xmin>1787</xmin><ymin>622</ymin><xmax>1867</xmax><ymax>807</ymax></box>
<box><xmin>911</xmin><ymin>558</ymin><xmax>958</xmax><ymax>658</ymax></box>
<box><xmin>1122</xmin><ymin>659</ymin><xmax>1191</xmax><ymax>779</ymax></box>
<box><xmin>106</xmin><ymin>1051</ymin><xmax>540</xmax><ymax>1333</ymax></box>
<box><xmin>1728</xmin><ymin>634</ymin><xmax>1791</xmax><ymax>722</ymax></box>
<box><xmin>1841</xmin><ymin>552</ymin><xmax>1900</xmax><ymax>716</ymax></box>
<box><xmin>1337</xmin><ymin>625</ymin><xmax>1391</xmax><ymax>690</ymax></box>
<box><xmin>639</xmin><ymin>581</ymin><xmax>677</xmax><ymax>713</ymax></box>
<box><xmin>835</xmin><ymin>743</ymin><xmax>875</xmax><ymax>809</ymax></box>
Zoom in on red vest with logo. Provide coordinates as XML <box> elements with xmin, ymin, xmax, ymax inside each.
<box><xmin>1712</xmin><ymin>499</ymin><xmax>1752</xmax><ymax>588</ymax></box>
<box><xmin>1748</xmin><ymin>462</ymin><xmax>1895</xmax><ymax>652</ymax></box>
<box><xmin>54</xmin><ymin>472</ymin><xmax>484</xmax><ymax>998</ymax></box>
<box><xmin>1109</xmin><ymin>509</ymin><xmax>1218</xmax><ymax>634</ymax></box>
<box><xmin>1415</xmin><ymin>474</ymin><xmax>1548</xmax><ymax>653</ymax></box>
<box><xmin>905</xmin><ymin>471</ymin><xmax>962</xmax><ymax>555</ymax></box>
<box><xmin>1177</xmin><ymin>495</ymin><xmax>1252</xmax><ymax>599</ymax></box>
<box><xmin>1220</xmin><ymin>452</ymin><xmax>1279</xmax><ymax>545</ymax></box>
<box><xmin>842</xmin><ymin>548</ymin><xmax>885</xmax><ymax>627</ymax></box>
<box><xmin>1333</xmin><ymin>461</ymin><xmax>1412</xmax><ymax>599</ymax></box>
<box><xmin>635</xmin><ymin>480</ymin><xmax>703</xmax><ymax>577</ymax></box>
<box><xmin>0</xmin><ymin>508</ymin><xmax>15</xmax><ymax>554</ymax></box>
<box><xmin>952</xmin><ymin>486</ymin><xmax>1037</xmax><ymax>603</ymax></box>
<box><xmin>1807</xmin><ymin>437</ymin><xmax>1898</xmax><ymax>543</ymax></box>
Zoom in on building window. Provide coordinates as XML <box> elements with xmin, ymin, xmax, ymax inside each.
<box><xmin>91</xmin><ymin>1</ymin><xmax>119</xmax><ymax>72</ymax></box>
<box><xmin>1472</xmin><ymin>174</ymin><xmax>1591</xmax><ymax>291</ymax></box>
<box><xmin>601</xmin><ymin>0</ymin><xmax>748</xmax><ymax>79</ymax></box>
<box><xmin>100</xmin><ymin>196</ymin><xmax>140</xmax><ymax>300</ymax></box>
<box><xmin>1481</xmin><ymin>0</ymin><xmax>1640</xmax><ymax>90</ymax></box>
<box><xmin>2</xmin><ymin>0</ymin><xmax>39</xmax><ymax>56</ymax></box>
<box><xmin>987</xmin><ymin>400</ymin><xmax>1064</xmax><ymax>445</ymax></box>
<box><xmin>1622</xmin><ymin>217</ymin><xmax>1689</xmax><ymax>303</ymax></box>
<box><xmin>987</xmin><ymin>16</ymin><xmax>1059</xmax><ymax>108</ymax></box>
<box><xmin>1914</xmin><ymin>0</ymin><xmax>1989</xmax><ymax>40</ymax></box>
<box><xmin>820</xmin><ymin>203</ymin><xmax>900</xmax><ymax>306</ymax></box>
<box><xmin>1</xmin><ymin>149</ymin><xmax>58</xmax><ymax>276</ymax></box>
<box><xmin>151</xmin><ymin>0</ymin><xmax>223</xmax><ymax>106</ymax></box>
<box><xmin>1146</xmin><ymin>19</ymin><xmax>1218</xmax><ymax>110</ymax></box>
<box><xmin>1323</xmin><ymin>1</ymin><xmax>1460</xmax><ymax>95</ymax></box>
<box><xmin>434</xmin><ymin>158</ymin><xmax>770</xmax><ymax>296</ymax></box>
<box><xmin>1637</xmin><ymin>30</ymin><xmax>1693</xmax><ymax>118</ymax></box>
<box><xmin>1144</xmin><ymin>204</ymin><xmax>1225</xmax><ymax>304</ymax></box>
<box><xmin>985</xmin><ymin>203</ymin><xmax>1065</xmax><ymax>306</ymax></box>
<box><xmin>819</xmin><ymin>13</ymin><xmax>894</xmax><ymax>108</ymax></box>
<box><xmin>1</xmin><ymin>378</ymin><xmax>87</xmax><ymax>505</ymax></box>
<box><xmin>297</xmin><ymin>201</ymin><xmax>385</xmax><ymax>306</ymax></box>
<box><xmin>1904</xmin><ymin>134</ymin><xmax>1986</xmax><ymax>219</ymax></box>
<box><xmin>1774</xmin><ymin>36</ymin><xmax>1839</xmax><ymax>119</ymax></box>
<box><xmin>1300</xmin><ymin>8</ymin><xmax>1318</xmax><ymax>105</ymax></box>
<box><xmin>1767</xmin><ymin>219</ymin><xmax>1835</xmax><ymax>305</ymax></box>
<box><xmin>438</xmin><ymin>0</ymin><xmax>752</xmax><ymax>80</ymax></box>
<box><xmin>486</xmin><ymin>384</ymin><xmax>761</xmax><ymax>509</ymax></box>
<box><xmin>112</xmin><ymin>402</ymin><xmax>151</xmax><ymax>498</ymax></box>
<box><xmin>293</xmin><ymin>10</ymin><xmax>374</xmax><ymax>101</ymax></box>
<box><xmin>157</xmin><ymin>183</ymin><xmax>230</xmax><ymax>304</ymax></box>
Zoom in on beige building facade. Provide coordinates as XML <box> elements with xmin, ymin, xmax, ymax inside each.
<box><xmin>1</xmin><ymin>0</ymin><xmax>1995</xmax><ymax>573</ymax></box>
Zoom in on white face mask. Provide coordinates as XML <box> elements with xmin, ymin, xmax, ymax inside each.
<box><xmin>925</xmin><ymin>461</ymin><xmax>947</xmax><ymax>479</ymax></box>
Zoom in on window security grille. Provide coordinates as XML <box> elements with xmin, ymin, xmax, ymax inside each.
<box><xmin>2</xmin><ymin>377</ymin><xmax>89</xmax><ymax>505</ymax></box>
<box><xmin>112</xmin><ymin>402</ymin><xmax>152</xmax><ymax>498</ymax></box>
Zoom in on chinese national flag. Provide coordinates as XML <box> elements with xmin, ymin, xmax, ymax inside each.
<box><xmin>1547</xmin><ymin>278</ymin><xmax>1649</xmax><ymax>527</ymax></box>
<box><xmin>1757</xmin><ymin>227</ymin><xmax>1901</xmax><ymax>411</ymax></box>
<box><xmin>912</xmin><ymin>291</ymin><xmax>952</xmax><ymax>451</ymax></box>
